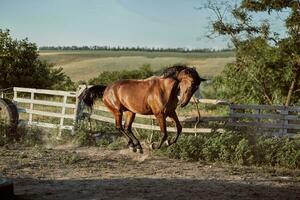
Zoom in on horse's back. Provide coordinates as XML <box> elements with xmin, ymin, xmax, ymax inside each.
<box><xmin>103</xmin><ymin>77</ymin><xmax>162</xmax><ymax>114</ymax></box>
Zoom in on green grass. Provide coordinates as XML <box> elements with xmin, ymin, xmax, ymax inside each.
<box><xmin>162</xmin><ymin>131</ymin><xmax>300</xmax><ymax>168</ymax></box>
<box><xmin>39</xmin><ymin>50</ymin><xmax>235</xmax><ymax>81</ymax></box>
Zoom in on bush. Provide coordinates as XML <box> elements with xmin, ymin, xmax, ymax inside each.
<box><xmin>0</xmin><ymin>29</ymin><xmax>75</xmax><ymax>90</ymax></box>
<box><xmin>88</xmin><ymin>64</ymin><xmax>154</xmax><ymax>85</ymax></box>
<box><xmin>276</xmin><ymin>138</ymin><xmax>300</xmax><ymax>168</ymax></box>
<box><xmin>0</xmin><ymin>120</ymin><xmax>11</xmax><ymax>146</ymax></box>
<box><xmin>257</xmin><ymin>136</ymin><xmax>300</xmax><ymax>168</ymax></box>
<box><xmin>167</xmin><ymin>135</ymin><xmax>206</xmax><ymax>161</ymax></box>
<box><xmin>203</xmin><ymin>132</ymin><xmax>243</xmax><ymax>162</ymax></box>
<box><xmin>73</xmin><ymin>121</ymin><xmax>124</xmax><ymax>148</ymax></box>
<box><xmin>234</xmin><ymin>138</ymin><xmax>255</xmax><ymax>165</ymax></box>
<box><xmin>0</xmin><ymin>119</ymin><xmax>44</xmax><ymax>146</ymax></box>
<box><xmin>164</xmin><ymin>131</ymin><xmax>300</xmax><ymax>169</ymax></box>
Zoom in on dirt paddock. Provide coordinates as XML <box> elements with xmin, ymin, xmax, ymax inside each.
<box><xmin>0</xmin><ymin>145</ymin><xmax>299</xmax><ymax>200</ymax></box>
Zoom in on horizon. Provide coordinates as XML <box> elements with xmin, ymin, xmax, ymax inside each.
<box><xmin>0</xmin><ymin>0</ymin><xmax>288</xmax><ymax>49</ymax></box>
<box><xmin>38</xmin><ymin>45</ymin><xmax>234</xmax><ymax>51</ymax></box>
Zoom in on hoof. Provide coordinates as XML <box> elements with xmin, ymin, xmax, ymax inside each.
<box><xmin>149</xmin><ymin>143</ymin><xmax>156</xmax><ymax>150</ymax></box>
<box><xmin>136</xmin><ymin>148</ymin><xmax>143</xmax><ymax>154</ymax></box>
<box><xmin>129</xmin><ymin>146</ymin><xmax>137</xmax><ymax>152</ymax></box>
<box><xmin>165</xmin><ymin>140</ymin><xmax>171</xmax><ymax>146</ymax></box>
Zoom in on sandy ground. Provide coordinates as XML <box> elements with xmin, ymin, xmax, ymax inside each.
<box><xmin>0</xmin><ymin>145</ymin><xmax>300</xmax><ymax>200</ymax></box>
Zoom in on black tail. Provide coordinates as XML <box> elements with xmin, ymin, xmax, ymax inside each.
<box><xmin>78</xmin><ymin>85</ymin><xmax>107</xmax><ymax>108</ymax></box>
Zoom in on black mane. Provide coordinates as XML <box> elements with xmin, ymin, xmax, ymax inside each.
<box><xmin>162</xmin><ymin>64</ymin><xmax>202</xmax><ymax>85</ymax></box>
<box><xmin>162</xmin><ymin>64</ymin><xmax>188</xmax><ymax>78</ymax></box>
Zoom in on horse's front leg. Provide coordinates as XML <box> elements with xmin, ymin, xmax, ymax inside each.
<box><xmin>151</xmin><ymin>114</ymin><xmax>168</xmax><ymax>149</ymax></box>
<box><xmin>166</xmin><ymin>111</ymin><xmax>182</xmax><ymax>146</ymax></box>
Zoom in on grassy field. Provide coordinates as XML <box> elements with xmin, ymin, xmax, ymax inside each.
<box><xmin>39</xmin><ymin>50</ymin><xmax>235</xmax><ymax>82</ymax></box>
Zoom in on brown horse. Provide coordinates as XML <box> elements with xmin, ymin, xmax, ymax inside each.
<box><xmin>79</xmin><ymin>65</ymin><xmax>206</xmax><ymax>153</ymax></box>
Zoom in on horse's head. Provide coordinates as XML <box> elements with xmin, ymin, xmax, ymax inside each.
<box><xmin>177</xmin><ymin>67</ymin><xmax>206</xmax><ymax>107</ymax></box>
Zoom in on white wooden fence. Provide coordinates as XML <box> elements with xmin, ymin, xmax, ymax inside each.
<box><xmin>229</xmin><ymin>104</ymin><xmax>300</xmax><ymax>136</ymax></box>
<box><xmin>13</xmin><ymin>87</ymin><xmax>79</xmax><ymax>132</ymax></box>
<box><xmin>12</xmin><ymin>86</ymin><xmax>227</xmax><ymax>134</ymax></box>
<box><xmin>11</xmin><ymin>86</ymin><xmax>300</xmax><ymax>136</ymax></box>
<box><xmin>90</xmin><ymin>105</ymin><xmax>217</xmax><ymax>134</ymax></box>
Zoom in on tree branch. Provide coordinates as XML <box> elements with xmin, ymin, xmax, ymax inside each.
<box><xmin>285</xmin><ymin>60</ymin><xmax>300</xmax><ymax>106</ymax></box>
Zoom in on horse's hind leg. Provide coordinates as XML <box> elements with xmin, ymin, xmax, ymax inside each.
<box><xmin>111</xmin><ymin>110</ymin><xmax>135</xmax><ymax>151</ymax></box>
<box><xmin>124</xmin><ymin>111</ymin><xmax>143</xmax><ymax>153</ymax></box>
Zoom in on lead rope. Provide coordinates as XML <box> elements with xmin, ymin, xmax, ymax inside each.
<box><xmin>192</xmin><ymin>96</ymin><xmax>201</xmax><ymax>135</ymax></box>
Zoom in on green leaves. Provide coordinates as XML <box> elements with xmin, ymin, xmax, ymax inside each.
<box><xmin>88</xmin><ymin>64</ymin><xmax>154</xmax><ymax>85</ymax></box>
<box><xmin>207</xmin><ymin>0</ymin><xmax>300</xmax><ymax>105</ymax></box>
<box><xmin>0</xmin><ymin>29</ymin><xmax>75</xmax><ymax>90</ymax></box>
<box><xmin>165</xmin><ymin>131</ymin><xmax>300</xmax><ymax>168</ymax></box>
<box><xmin>213</xmin><ymin>37</ymin><xmax>299</xmax><ymax>105</ymax></box>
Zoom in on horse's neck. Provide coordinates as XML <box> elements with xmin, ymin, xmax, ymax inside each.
<box><xmin>162</xmin><ymin>77</ymin><xmax>180</xmax><ymax>100</ymax></box>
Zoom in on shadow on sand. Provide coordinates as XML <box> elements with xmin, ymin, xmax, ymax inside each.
<box><xmin>10</xmin><ymin>177</ymin><xmax>300</xmax><ymax>200</ymax></box>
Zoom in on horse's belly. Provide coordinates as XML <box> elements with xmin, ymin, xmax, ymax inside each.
<box><xmin>137</xmin><ymin>110</ymin><xmax>153</xmax><ymax>115</ymax></box>
<box><xmin>118</xmin><ymin>94</ymin><xmax>152</xmax><ymax>114</ymax></box>
<box><xmin>122</xmin><ymin>102</ymin><xmax>153</xmax><ymax>115</ymax></box>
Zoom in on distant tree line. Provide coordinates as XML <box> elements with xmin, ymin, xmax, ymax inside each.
<box><xmin>39</xmin><ymin>45</ymin><xmax>233</xmax><ymax>53</ymax></box>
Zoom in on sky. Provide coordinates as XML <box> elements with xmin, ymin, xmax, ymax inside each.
<box><xmin>0</xmin><ymin>0</ymin><xmax>288</xmax><ymax>49</ymax></box>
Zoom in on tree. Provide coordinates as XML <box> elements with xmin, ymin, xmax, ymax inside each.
<box><xmin>88</xmin><ymin>64</ymin><xmax>154</xmax><ymax>86</ymax></box>
<box><xmin>205</xmin><ymin>0</ymin><xmax>300</xmax><ymax>105</ymax></box>
<box><xmin>0</xmin><ymin>29</ymin><xmax>75</xmax><ymax>90</ymax></box>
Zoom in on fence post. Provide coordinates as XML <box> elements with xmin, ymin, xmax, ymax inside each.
<box><xmin>28</xmin><ymin>92</ymin><xmax>34</xmax><ymax>125</ymax></box>
<box><xmin>12</xmin><ymin>88</ymin><xmax>17</xmax><ymax>108</ymax></box>
<box><xmin>73</xmin><ymin>85</ymin><xmax>86</xmax><ymax>132</ymax></box>
<box><xmin>280</xmin><ymin>108</ymin><xmax>288</xmax><ymax>136</ymax></box>
<box><xmin>228</xmin><ymin>105</ymin><xmax>235</xmax><ymax>125</ymax></box>
<box><xmin>13</xmin><ymin>88</ymin><xmax>17</xmax><ymax>101</ymax></box>
<box><xmin>254</xmin><ymin>108</ymin><xmax>260</xmax><ymax>134</ymax></box>
<box><xmin>59</xmin><ymin>95</ymin><xmax>68</xmax><ymax>136</ymax></box>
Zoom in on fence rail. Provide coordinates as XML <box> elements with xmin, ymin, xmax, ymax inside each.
<box><xmin>90</xmin><ymin>113</ymin><xmax>213</xmax><ymax>133</ymax></box>
<box><xmin>13</xmin><ymin>87</ymin><xmax>78</xmax><ymax>133</ymax></box>
<box><xmin>229</xmin><ymin>104</ymin><xmax>300</xmax><ymax>136</ymax></box>
<box><xmin>93</xmin><ymin>105</ymin><xmax>227</xmax><ymax>122</ymax></box>
<box><xmin>11</xmin><ymin>86</ymin><xmax>227</xmax><ymax>134</ymax></box>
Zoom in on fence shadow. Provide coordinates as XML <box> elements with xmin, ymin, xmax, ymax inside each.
<box><xmin>12</xmin><ymin>177</ymin><xmax>300</xmax><ymax>200</ymax></box>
